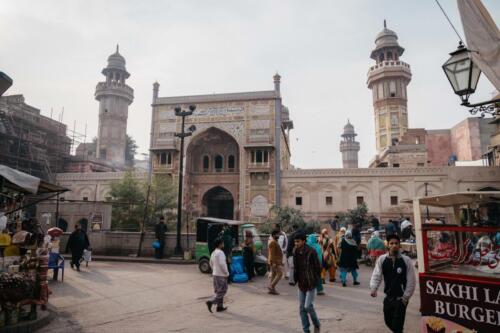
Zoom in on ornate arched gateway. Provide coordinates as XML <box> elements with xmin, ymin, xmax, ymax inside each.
<box><xmin>202</xmin><ymin>186</ymin><xmax>234</xmax><ymax>219</ymax></box>
<box><xmin>186</xmin><ymin>127</ymin><xmax>240</xmax><ymax>219</ymax></box>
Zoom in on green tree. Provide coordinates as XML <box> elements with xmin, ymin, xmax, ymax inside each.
<box><xmin>125</xmin><ymin>135</ymin><xmax>138</xmax><ymax>166</ymax></box>
<box><xmin>145</xmin><ymin>174</ymin><xmax>177</xmax><ymax>229</ymax></box>
<box><xmin>259</xmin><ymin>205</ymin><xmax>306</xmax><ymax>234</ymax></box>
<box><xmin>338</xmin><ymin>202</ymin><xmax>369</xmax><ymax>228</ymax></box>
<box><xmin>108</xmin><ymin>171</ymin><xmax>145</xmax><ymax>231</ymax></box>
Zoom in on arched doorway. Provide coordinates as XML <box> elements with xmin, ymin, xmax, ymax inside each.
<box><xmin>203</xmin><ymin>186</ymin><xmax>234</xmax><ymax>219</ymax></box>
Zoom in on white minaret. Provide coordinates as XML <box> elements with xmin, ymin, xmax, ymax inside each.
<box><xmin>340</xmin><ymin>120</ymin><xmax>360</xmax><ymax>168</ymax></box>
<box><xmin>367</xmin><ymin>20</ymin><xmax>412</xmax><ymax>151</ymax></box>
<box><xmin>95</xmin><ymin>45</ymin><xmax>134</xmax><ymax>165</ymax></box>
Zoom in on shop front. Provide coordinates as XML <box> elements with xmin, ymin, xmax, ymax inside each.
<box><xmin>408</xmin><ymin>191</ymin><xmax>500</xmax><ymax>333</ymax></box>
<box><xmin>0</xmin><ymin>164</ymin><xmax>68</xmax><ymax>328</ymax></box>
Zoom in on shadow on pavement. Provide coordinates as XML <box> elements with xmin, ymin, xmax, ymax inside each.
<box><xmin>224</xmin><ymin>312</ymin><xmax>296</xmax><ymax>333</ymax></box>
<box><xmin>69</xmin><ymin>268</ymin><xmax>113</xmax><ymax>285</ymax></box>
<box><xmin>48</xmin><ymin>280</ymin><xmax>94</xmax><ymax>300</ymax></box>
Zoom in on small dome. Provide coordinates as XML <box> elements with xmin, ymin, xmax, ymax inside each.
<box><xmin>101</xmin><ymin>45</ymin><xmax>130</xmax><ymax>78</ymax></box>
<box><xmin>342</xmin><ymin>121</ymin><xmax>356</xmax><ymax>136</ymax></box>
<box><xmin>106</xmin><ymin>45</ymin><xmax>126</xmax><ymax>71</ymax></box>
<box><xmin>370</xmin><ymin>22</ymin><xmax>405</xmax><ymax>60</ymax></box>
<box><xmin>375</xmin><ymin>28</ymin><xmax>398</xmax><ymax>45</ymax></box>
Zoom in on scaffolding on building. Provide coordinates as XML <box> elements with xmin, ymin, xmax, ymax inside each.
<box><xmin>0</xmin><ymin>95</ymin><xmax>87</xmax><ymax>182</ymax></box>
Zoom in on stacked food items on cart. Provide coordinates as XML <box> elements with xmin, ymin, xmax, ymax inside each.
<box><xmin>0</xmin><ymin>198</ymin><xmax>51</xmax><ymax>327</ymax></box>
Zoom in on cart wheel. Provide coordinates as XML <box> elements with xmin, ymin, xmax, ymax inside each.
<box><xmin>255</xmin><ymin>264</ymin><xmax>267</xmax><ymax>276</ymax></box>
<box><xmin>198</xmin><ymin>258</ymin><xmax>212</xmax><ymax>274</ymax></box>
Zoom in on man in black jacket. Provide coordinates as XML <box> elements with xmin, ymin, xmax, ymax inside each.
<box><xmin>154</xmin><ymin>216</ymin><xmax>167</xmax><ymax>259</ymax></box>
<box><xmin>293</xmin><ymin>231</ymin><xmax>321</xmax><ymax>333</ymax></box>
<box><xmin>370</xmin><ymin>234</ymin><xmax>416</xmax><ymax>333</ymax></box>
<box><xmin>65</xmin><ymin>223</ymin><xmax>90</xmax><ymax>271</ymax></box>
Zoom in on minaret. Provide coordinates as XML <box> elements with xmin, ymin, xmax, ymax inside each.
<box><xmin>95</xmin><ymin>45</ymin><xmax>134</xmax><ymax>165</ymax></box>
<box><xmin>367</xmin><ymin>21</ymin><xmax>412</xmax><ymax>151</ymax></box>
<box><xmin>340</xmin><ymin>120</ymin><xmax>360</xmax><ymax>168</ymax></box>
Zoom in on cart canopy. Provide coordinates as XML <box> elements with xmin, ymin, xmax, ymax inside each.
<box><xmin>0</xmin><ymin>164</ymin><xmax>68</xmax><ymax>194</ymax></box>
<box><xmin>402</xmin><ymin>191</ymin><xmax>500</xmax><ymax>208</ymax></box>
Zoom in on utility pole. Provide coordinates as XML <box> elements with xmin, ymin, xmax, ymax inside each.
<box><xmin>173</xmin><ymin>105</ymin><xmax>196</xmax><ymax>256</ymax></box>
<box><xmin>137</xmin><ymin>82</ymin><xmax>159</xmax><ymax>257</ymax></box>
<box><xmin>55</xmin><ymin>193</ymin><xmax>60</xmax><ymax>228</ymax></box>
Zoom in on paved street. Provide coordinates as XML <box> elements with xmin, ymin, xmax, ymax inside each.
<box><xmin>40</xmin><ymin>261</ymin><xmax>420</xmax><ymax>333</ymax></box>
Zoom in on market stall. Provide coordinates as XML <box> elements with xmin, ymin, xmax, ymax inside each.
<box><xmin>0</xmin><ymin>164</ymin><xmax>68</xmax><ymax>328</ymax></box>
<box><xmin>406</xmin><ymin>191</ymin><xmax>500</xmax><ymax>333</ymax></box>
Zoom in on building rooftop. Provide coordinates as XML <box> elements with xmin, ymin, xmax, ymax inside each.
<box><xmin>155</xmin><ymin>90</ymin><xmax>278</xmax><ymax>105</ymax></box>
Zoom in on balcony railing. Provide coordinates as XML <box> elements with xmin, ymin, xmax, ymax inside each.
<box><xmin>368</xmin><ymin>60</ymin><xmax>411</xmax><ymax>72</ymax></box>
<box><xmin>248</xmin><ymin>162</ymin><xmax>270</xmax><ymax>168</ymax></box>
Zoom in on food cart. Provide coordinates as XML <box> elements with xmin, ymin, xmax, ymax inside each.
<box><xmin>407</xmin><ymin>191</ymin><xmax>500</xmax><ymax>333</ymax></box>
<box><xmin>0</xmin><ymin>165</ymin><xmax>68</xmax><ymax>327</ymax></box>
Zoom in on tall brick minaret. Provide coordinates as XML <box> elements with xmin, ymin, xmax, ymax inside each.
<box><xmin>95</xmin><ymin>45</ymin><xmax>134</xmax><ymax>165</ymax></box>
<box><xmin>340</xmin><ymin>120</ymin><xmax>360</xmax><ymax>168</ymax></box>
<box><xmin>367</xmin><ymin>21</ymin><xmax>412</xmax><ymax>151</ymax></box>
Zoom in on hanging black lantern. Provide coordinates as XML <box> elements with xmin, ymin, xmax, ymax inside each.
<box><xmin>442</xmin><ymin>41</ymin><xmax>482</xmax><ymax>105</ymax></box>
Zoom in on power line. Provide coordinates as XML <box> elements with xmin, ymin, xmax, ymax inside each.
<box><xmin>434</xmin><ymin>0</ymin><xmax>465</xmax><ymax>43</ymax></box>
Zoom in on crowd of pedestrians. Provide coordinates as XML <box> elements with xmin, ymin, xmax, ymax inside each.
<box><xmin>205</xmin><ymin>217</ymin><xmax>416</xmax><ymax>333</ymax></box>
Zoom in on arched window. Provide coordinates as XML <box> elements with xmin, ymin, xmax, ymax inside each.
<box><xmin>215</xmin><ymin>155</ymin><xmax>223</xmax><ymax>172</ymax></box>
<box><xmin>251</xmin><ymin>150</ymin><xmax>269</xmax><ymax>164</ymax></box>
<box><xmin>228</xmin><ymin>155</ymin><xmax>235</xmax><ymax>171</ymax></box>
<box><xmin>203</xmin><ymin>156</ymin><xmax>210</xmax><ymax>172</ymax></box>
<box><xmin>379</xmin><ymin>53</ymin><xmax>385</xmax><ymax>62</ymax></box>
<box><xmin>389</xmin><ymin>80</ymin><xmax>396</xmax><ymax>97</ymax></box>
<box><xmin>167</xmin><ymin>152</ymin><xmax>172</xmax><ymax>165</ymax></box>
<box><xmin>387</xmin><ymin>51</ymin><xmax>393</xmax><ymax>60</ymax></box>
<box><xmin>160</xmin><ymin>152</ymin><xmax>167</xmax><ymax>165</ymax></box>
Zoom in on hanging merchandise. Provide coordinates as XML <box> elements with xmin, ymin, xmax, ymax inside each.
<box><xmin>0</xmin><ymin>233</ymin><xmax>11</xmax><ymax>247</ymax></box>
<box><xmin>0</xmin><ymin>214</ymin><xmax>6</xmax><ymax>231</ymax></box>
<box><xmin>0</xmin><ymin>164</ymin><xmax>69</xmax><ymax>329</ymax></box>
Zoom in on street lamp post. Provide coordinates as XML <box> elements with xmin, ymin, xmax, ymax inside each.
<box><xmin>174</xmin><ymin>105</ymin><xmax>196</xmax><ymax>256</ymax></box>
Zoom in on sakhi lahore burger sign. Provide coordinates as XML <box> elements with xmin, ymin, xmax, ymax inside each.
<box><xmin>420</xmin><ymin>275</ymin><xmax>500</xmax><ymax>332</ymax></box>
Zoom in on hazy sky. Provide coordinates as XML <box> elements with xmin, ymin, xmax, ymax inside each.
<box><xmin>1</xmin><ymin>0</ymin><xmax>498</xmax><ymax>168</ymax></box>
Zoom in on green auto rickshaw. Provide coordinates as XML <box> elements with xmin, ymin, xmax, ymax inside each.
<box><xmin>195</xmin><ymin>217</ymin><xmax>267</xmax><ymax>276</ymax></box>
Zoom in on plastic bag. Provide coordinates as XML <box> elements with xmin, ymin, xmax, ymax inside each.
<box><xmin>231</xmin><ymin>256</ymin><xmax>245</xmax><ymax>274</ymax></box>
<box><xmin>230</xmin><ymin>256</ymin><xmax>248</xmax><ymax>283</ymax></box>
<box><xmin>83</xmin><ymin>249</ymin><xmax>92</xmax><ymax>262</ymax></box>
<box><xmin>152</xmin><ymin>240</ymin><xmax>160</xmax><ymax>249</ymax></box>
